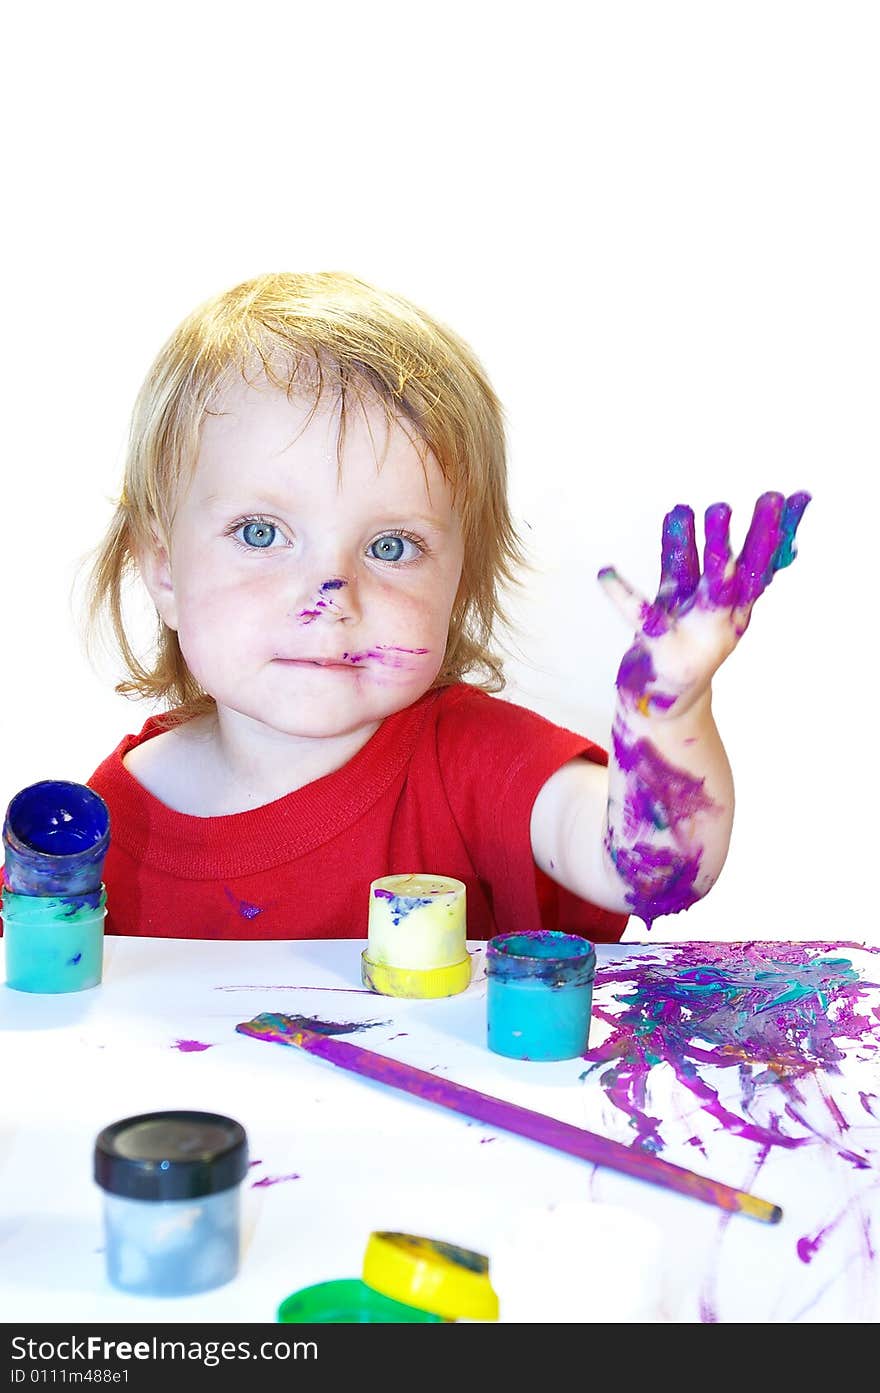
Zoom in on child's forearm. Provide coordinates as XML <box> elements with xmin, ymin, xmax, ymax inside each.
<box><xmin>602</xmin><ymin>687</ymin><xmax>734</xmax><ymax>929</ymax></box>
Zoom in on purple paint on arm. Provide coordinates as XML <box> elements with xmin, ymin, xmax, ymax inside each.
<box><xmin>616</xmin><ymin>644</ymin><xmax>678</xmax><ymax>715</ymax></box>
<box><xmin>613</xmin><ymin>722</ymin><xmax>717</xmax><ymax>837</ymax></box>
<box><xmin>606</xmin><ymin>720</ymin><xmax>719</xmax><ymax>928</ymax></box>
<box><xmin>604</xmin><ymin>834</ymin><xmax>703</xmax><ymax>932</ymax></box>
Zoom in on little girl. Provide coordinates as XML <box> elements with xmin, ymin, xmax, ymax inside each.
<box><xmin>85</xmin><ymin>271</ymin><xmax>809</xmax><ymax>941</ymax></box>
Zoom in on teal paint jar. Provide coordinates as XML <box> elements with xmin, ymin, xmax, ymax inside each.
<box><xmin>486</xmin><ymin>931</ymin><xmax>596</xmax><ymax>1061</ymax></box>
<box><xmin>1</xmin><ymin>885</ymin><xmax>106</xmax><ymax>993</ymax></box>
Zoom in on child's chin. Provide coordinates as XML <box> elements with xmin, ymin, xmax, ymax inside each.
<box><xmin>259</xmin><ymin>691</ymin><xmax>418</xmax><ymax>739</ymax></box>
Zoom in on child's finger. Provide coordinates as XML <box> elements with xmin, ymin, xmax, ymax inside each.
<box><xmin>734</xmin><ymin>492</ymin><xmax>784</xmax><ymax>608</ymax></box>
<box><xmin>597</xmin><ymin>567</ymin><xmax>649</xmax><ymax>630</ymax></box>
<box><xmin>770</xmin><ymin>491</ymin><xmax>811</xmax><ymax>573</ymax></box>
<box><xmin>657</xmin><ymin>505</ymin><xmax>700</xmax><ymax>609</ymax></box>
<box><xmin>702</xmin><ymin>502</ymin><xmax>737</xmax><ymax>607</ymax></box>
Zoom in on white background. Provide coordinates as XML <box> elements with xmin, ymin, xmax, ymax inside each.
<box><xmin>1</xmin><ymin>2</ymin><xmax>876</xmax><ymax>943</ymax></box>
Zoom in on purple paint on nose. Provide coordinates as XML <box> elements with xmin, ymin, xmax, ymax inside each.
<box><xmin>320</xmin><ymin>579</ymin><xmax>346</xmax><ymax>591</ymax></box>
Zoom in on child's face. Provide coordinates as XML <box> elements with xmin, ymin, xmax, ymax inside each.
<box><xmin>147</xmin><ymin>376</ymin><xmax>465</xmax><ymax>739</ymax></box>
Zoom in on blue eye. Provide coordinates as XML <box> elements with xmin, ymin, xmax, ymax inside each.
<box><xmin>369</xmin><ymin>533</ymin><xmax>421</xmax><ymax>563</ymax></box>
<box><xmin>241</xmin><ymin>520</ymin><xmax>277</xmax><ymax>548</ymax></box>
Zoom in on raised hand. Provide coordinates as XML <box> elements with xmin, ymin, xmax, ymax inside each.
<box><xmin>598</xmin><ymin>491</ymin><xmax>811</xmax><ymax>719</ymax></box>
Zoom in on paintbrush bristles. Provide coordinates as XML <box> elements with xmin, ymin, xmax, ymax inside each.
<box><xmin>236</xmin><ymin>1013</ymin><xmax>783</xmax><ymax>1224</ymax></box>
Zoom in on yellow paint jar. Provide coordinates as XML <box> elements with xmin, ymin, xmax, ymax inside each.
<box><xmin>361</xmin><ymin>873</ymin><xmax>471</xmax><ymax>998</ymax></box>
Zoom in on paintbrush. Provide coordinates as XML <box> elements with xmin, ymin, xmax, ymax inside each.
<box><xmin>236</xmin><ymin>1013</ymin><xmax>782</xmax><ymax>1224</ymax></box>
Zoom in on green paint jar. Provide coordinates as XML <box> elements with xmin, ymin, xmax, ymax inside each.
<box><xmin>277</xmin><ymin>1278</ymin><xmax>443</xmax><ymax>1323</ymax></box>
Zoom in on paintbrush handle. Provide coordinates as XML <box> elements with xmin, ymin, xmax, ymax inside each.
<box><xmin>281</xmin><ymin>1025</ymin><xmax>782</xmax><ymax>1224</ymax></box>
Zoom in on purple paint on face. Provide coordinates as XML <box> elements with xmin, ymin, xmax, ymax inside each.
<box><xmin>251</xmin><ymin>1172</ymin><xmax>301</xmax><ymax>1188</ymax></box>
<box><xmin>173</xmin><ymin>1039</ymin><xmax>213</xmax><ymax>1052</ymax></box>
<box><xmin>296</xmin><ymin>580</ymin><xmax>347</xmax><ymax>626</ymax></box>
<box><xmin>341</xmin><ymin>645</ymin><xmax>430</xmax><ymax>667</ymax></box>
<box><xmin>224</xmin><ymin>887</ymin><xmax>263</xmax><ymax>920</ymax></box>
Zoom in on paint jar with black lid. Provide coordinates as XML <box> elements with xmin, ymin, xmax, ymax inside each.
<box><xmin>94</xmin><ymin>1111</ymin><xmax>248</xmax><ymax>1296</ymax></box>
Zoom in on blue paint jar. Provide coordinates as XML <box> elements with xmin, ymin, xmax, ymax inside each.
<box><xmin>94</xmin><ymin>1111</ymin><xmax>248</xmax><ymax>1297</ymax></box>
<box><xmin>486</xmin><ymin>931</ymin><xmax>597</xmax><ymax>1061</ymax></box>
<box><xmin>3</xmin><ymin>781</ymin><xmax>110</xmax><ymax>896</ymax></box>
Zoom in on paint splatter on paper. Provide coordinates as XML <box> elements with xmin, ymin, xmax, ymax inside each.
<box><xmin>584</xmin><ymin>941</ymin><xmax>880</xmax><ymax>1321</ymax></box>
<box><xmin>251</xmin><ymin>1172</ymin><xmax>301</xmax><ymax>1188</ymax></box>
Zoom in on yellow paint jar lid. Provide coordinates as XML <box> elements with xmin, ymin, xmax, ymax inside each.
<box><xmin>361</xmin><ymin>952</ymin><xmax>471</xmax><ymax>999</ymax></box>
<box><xmin>362</xmin><ymin>1231</ymin><xmax>499</xmax><ymax>1321</ymax></box>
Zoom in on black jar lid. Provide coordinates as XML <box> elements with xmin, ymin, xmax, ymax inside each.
<box><xmin>94</xmin><ymin>1111</ymin><xmax>248</xmax><ymax>1201</ymax></box>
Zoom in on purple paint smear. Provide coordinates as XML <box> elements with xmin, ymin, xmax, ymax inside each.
<box><xmin>583</xmin><ymin>941</ymin><xmax>880</xmax><ymax>1311</ymax></box>
<box><xmin>251</xmin><ymin>1172</ymin><xmax>301</xmax><ymax>1188</ymax></box>
<box><xmin>340</xmin><ymin>645</ymin><xmax>429</xmax><ymax>667</ymax></box>
<box><xmin>223</xmin><ymin>887</ymin><xmax>263</xmax><ymax>920</ymax></box>
<box><xmin>606</xmin><ymin>720</ymin><xmax>719</xmax><ymax>928</ymax></box>
<box><xmin>296</xmin><ymin>579</ymin><xmax>347</xmax><ymax>625</ymax></box>
<box><xmin>372</xmin><ymin>887</ymin><xmax>434</xmax><ymax>924</ymax></box>
<box><xmin>173</xmin><ymin>1039</ymin><xmax>214</xmax><ymax>1052</ymax></box>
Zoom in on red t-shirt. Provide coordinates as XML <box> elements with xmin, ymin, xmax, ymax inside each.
<box><xmin>87</xmin><ymin>683</ymin><xmax>628</xmax><ymax>942</ymax></box>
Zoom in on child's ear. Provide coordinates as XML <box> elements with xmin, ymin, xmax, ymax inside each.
<box><xmin>136</xmin><ymin>525</ymin><xmax>179</xmax><ymax>632</ymax></box>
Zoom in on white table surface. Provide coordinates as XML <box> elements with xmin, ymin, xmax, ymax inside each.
<box><xmin>1</xmin><ymin>936</ymin><xmax>878</xmax><ymax>1324</ymax></box>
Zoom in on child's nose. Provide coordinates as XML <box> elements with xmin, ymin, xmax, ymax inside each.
<box><xmin>292</xmin><ymin>576</ymin><xmax>360</xmax><ymax>627</ymax></box>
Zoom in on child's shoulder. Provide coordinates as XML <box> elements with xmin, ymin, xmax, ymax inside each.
<box><xmin>121</xmin><ymin>716</ymin><xmax>214</xmax><ymax>814</ymax></box>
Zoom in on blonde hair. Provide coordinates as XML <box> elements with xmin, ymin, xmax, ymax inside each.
<box><xmin>86</xmin><ymin>271</ymin><xmax>526</xmax><ymax>721</ymax></box>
